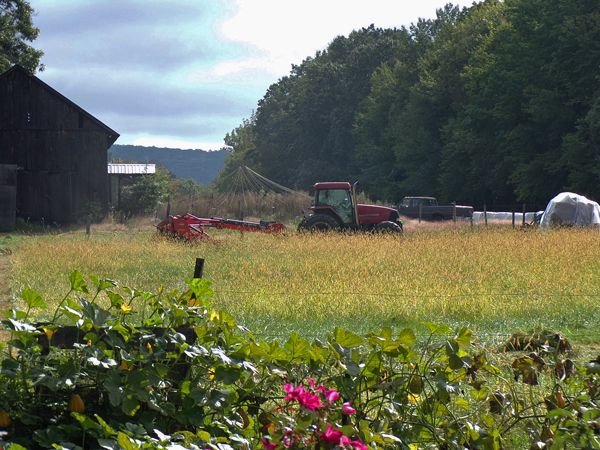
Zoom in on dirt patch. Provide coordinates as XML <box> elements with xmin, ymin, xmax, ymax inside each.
<box><xmin>0</xmin><ymin>251</ymin><xmax>12</xmax><ymax>342</ymax></box>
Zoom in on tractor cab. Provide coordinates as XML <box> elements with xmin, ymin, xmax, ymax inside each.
<box><xmin>312</xmin><ymin>182</ymin><xmax>356</xmax><ymax>225</ymax></box>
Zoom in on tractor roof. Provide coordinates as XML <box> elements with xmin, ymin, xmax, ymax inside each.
<box><xmin>313</xmin><ymin>182</ymin><xmax>352</xmax><ymax>190</ymax></box>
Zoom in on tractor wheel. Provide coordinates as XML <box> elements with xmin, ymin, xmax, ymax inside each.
<box><xmin>375</xmin><ymin>221</ymin><xmax>403</xmax><ymax>234</ymax></box>
<box><xmin>298</xmin><ymin>214</ymin><xmax>340</xmax><ymax>232</ymax></box>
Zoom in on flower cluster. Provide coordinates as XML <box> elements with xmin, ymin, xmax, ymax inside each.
<box><xmin>262</xmin><ymin>378</ymin><xmax>366</xmax><ymax>449</ymax></box>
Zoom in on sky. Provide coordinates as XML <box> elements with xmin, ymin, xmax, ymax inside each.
<box><xmin>29</xmin><ymin>0</ymin><xmax>467</xmax><ymax>151</ymax></box>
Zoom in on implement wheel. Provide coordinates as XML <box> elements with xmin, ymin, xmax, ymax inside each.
<box><xmin>298</xmin><ymin>214</ymin><xmax>340</xmax><ymax>232</ymax></box>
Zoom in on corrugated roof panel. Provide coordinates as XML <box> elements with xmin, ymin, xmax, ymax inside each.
<box><xmin>107</xmin><ymin>163</ymin><xmax>156</xmax><ymax>175</ymax></box>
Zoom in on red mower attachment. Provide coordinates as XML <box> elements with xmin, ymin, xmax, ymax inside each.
<box><xmin>156</xmin><ymin>214</ymin><xmax>286</xmax><ymax>240</ymax></box>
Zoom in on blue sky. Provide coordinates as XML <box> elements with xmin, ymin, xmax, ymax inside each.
<box><xmin>29</xmin><ymin>0</ymin><xmax>466</xmax><ymax>150</ymax></box>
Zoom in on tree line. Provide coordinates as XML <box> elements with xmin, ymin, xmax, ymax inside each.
<box><xmin>217</xmin><ymin>0</ymin><xmax>600</xmax><ymax>207</ymax></box>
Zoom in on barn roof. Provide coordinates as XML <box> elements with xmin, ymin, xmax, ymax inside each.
<box><xmin>108</xmin><ymin>163</ymin><xmax>156</xmax><ymax>175</ymax></box>
<box><xmin>0</xmin><ymin>65</ymin><xmax>120</xmax><ymax>146</ymax></box>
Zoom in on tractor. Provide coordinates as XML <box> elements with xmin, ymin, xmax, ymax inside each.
<box><xmin>298</xmin><ymin>182</ymin><xmax>403</xmax><ymax>233</ymax></box>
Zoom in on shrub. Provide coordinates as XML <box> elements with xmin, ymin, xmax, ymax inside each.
<box><xmin>0</xmin><ymin>273</ymin><xmax>598</xmax><ymax>449</ymax></box>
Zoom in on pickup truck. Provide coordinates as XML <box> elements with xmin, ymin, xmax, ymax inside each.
<box><xmin>398</xmin><ymin>196</ymin><xmax>474</xmax><ymax>221</ymax></box>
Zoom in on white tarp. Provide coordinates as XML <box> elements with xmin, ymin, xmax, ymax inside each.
<box><xmin>540</xmin><ymin>192</ymin><xmax>600</xmax><ymax>228</ymax></box>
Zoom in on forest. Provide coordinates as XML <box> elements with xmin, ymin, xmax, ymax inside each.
<box><xmin>217</xmin><ymin>0</ymin><xmax>600</xmax><ymax>207</ymax></box>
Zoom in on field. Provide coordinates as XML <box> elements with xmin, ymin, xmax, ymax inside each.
<box><xmin>4</xmin><ymin>222</ymin><xmax>599</xmax><ymax>345</ymax></box>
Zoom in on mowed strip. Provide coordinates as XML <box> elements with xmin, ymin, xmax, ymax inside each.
<box><xmin>7</xmin><ymin>227</ymin><xmax>600</xmax><ymax>340</ymax></box>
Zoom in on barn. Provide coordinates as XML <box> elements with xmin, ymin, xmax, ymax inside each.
<box><xmin>0</xmin><ymin>65</ymin><xmax>119</xmax><ymax>230</ymax></box>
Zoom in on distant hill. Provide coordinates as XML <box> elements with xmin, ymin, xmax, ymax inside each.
<box><xmin>109</xmin><ymin>144</ymin><xmax>229</xmax><ymax>184</ymax></box>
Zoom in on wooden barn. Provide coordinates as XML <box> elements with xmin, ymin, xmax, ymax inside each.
<box><xmin>0</xmin><ymin>65</ymin><xmax>119</xmax><ymax>229</ymax></box>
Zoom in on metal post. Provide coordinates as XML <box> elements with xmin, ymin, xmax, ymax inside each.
<box><xmin>418</xmin><ymin>203</ymin><xmax>422</xmax><ymax>223</ymax></box>
<box><xmin>512</xmin><ymin>210</ymin><xmax>515</xmax><ymax>229</ymax></box>
<box><xmin>522</xmin><ymin>204</ymin><xmax>526</xmax><ymax>227</ymax></box>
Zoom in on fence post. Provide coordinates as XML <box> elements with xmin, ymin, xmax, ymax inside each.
<box><xmin>512</xmin><ymin>210</ymin><xmax>515</xmax><ymax>229</ymax></box>
<box><xmin>484</xmin><ymin>204</ymin><xmax>488</xmax><ymax>226</ymax></box>
<box><xmin>418</xmin><ymin>203</ymin><xmax>422</xmax><ymax>223</ymax></box>
<box><xmin>522</xmin><ymin>204</ymin><xmax>526</xmax><ymax>227</ymax></box>
<box><xmin>193</xmin><ymin>258</ymin><xmax>205</xmax><ymax>279</ymax></box>
<box><xmin>452</xmin><ymin>202</ymin><xmax>457</xmax><ymax>223</ymax></box>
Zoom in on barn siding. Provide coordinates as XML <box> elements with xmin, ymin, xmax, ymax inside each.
<box><xmin>0</xmin><ymin>66</ymin><xmax>118</xmax><ymax>225</ymax></box>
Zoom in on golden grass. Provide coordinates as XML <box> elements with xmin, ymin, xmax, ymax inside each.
<box><xmin>7</xmin><ymin>225</ymin><xmax>600</xmax><ymax>340</ymax></box>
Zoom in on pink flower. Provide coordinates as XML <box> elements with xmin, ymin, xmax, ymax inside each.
<box><xmin>282</xmin><ymin>435</ymin><xmax>292</xmax><ymax>448</ymax></box>
<box><xmin>298</xmin><ymin>391</ymin><xmax>323</xmax><ymax>410</ymax></box>
<box><xmin>340</xmin><ymin>436</ymin><xmax>353</xmax><ymax>446</ymax></box>
<box><xmin>324</xmin><ymin>388</ymin><xmax>340</xmax><ymax>403</ymax></box>
<box><xmin>340</xmin><ymin>436</ymin><xmax>368</xmax><ymax>450</ymax></box>
<box><xmin>261</xmin><ymin>438</ymin><xmax>277</xmax><ymax>450</ymax></box>
<box><xmin>341</xmin><ymin>402</ymin><xmax>356</xmax><ymax>415</ymax></box>
<box><xmin>320</xmin><ymin>423</ymin><xmax>344</xmax><ymax>444</ymax></box>
<box><xmin>283</xmin><ymin>383</ymin><xmax>305</xmax><ymax>401</ymax></box>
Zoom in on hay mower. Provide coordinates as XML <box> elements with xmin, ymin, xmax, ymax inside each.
<box><xmin>156</xmin><ymin>214</ymin><xmax>286</xmax><ymax>240</ymax></box>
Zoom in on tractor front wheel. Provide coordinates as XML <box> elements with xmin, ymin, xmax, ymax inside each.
<box><xmin>375</xmin><ymin>221</ymin><xmax>403</xmax><ymax>234</ymax></box>
<box><xmin>298</xmin><ymin>214</ymin><xmax>340</xmax><ymax>232</ymax></box>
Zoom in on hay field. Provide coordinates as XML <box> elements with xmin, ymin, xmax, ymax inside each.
<box><xmin>6</xmin><ymin>225</ymin><xmax>600</xmax><ymax>342</ymax></box>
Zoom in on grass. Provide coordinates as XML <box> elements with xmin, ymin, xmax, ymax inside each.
<box><xmin>5</xmin><ymin>224</ymin><xmax>600</xmax><ymax>343</ymax></box>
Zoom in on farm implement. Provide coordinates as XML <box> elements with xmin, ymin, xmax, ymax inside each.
<box><xmin>157</xmin><ymin>213</ymin><xmax>286</xmax><ymax>240</ymax></box>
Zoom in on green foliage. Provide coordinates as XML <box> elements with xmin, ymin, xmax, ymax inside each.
<box><xmin>1</xmin><ymin>273</ymin><xmax>598</xmax><ymax>449</ymax></box>
<box><xmin>119</xmin><ymin>167</ymin><xmax>172</xmax><ymax>215</ymax></box>
<box><xmin>224</xmin><ymin>25</ymin><xmax>409</xmax><ymax>189</ymax></box>
<box><xmin>0</xmin><ymin>0</ymin><xmax>43</xmax><ymax>73</ymax></box>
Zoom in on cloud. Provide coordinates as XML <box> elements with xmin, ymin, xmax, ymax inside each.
<box><xmin>28</xmin><ymin>0</ymin><xmax>465</xmax><ymax>150</ymax></box>
<box><xmin>218</xmin><ymin>0</ymin><xmax>464</xmax><ymax>77</ymax></box>
<box><xmin>34</xmin><ymin>0</ymin><xmax>234</xmax><ymax>71</ymax></box>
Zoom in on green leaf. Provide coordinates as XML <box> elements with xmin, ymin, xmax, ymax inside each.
<box><xmin>69</xmin><ymin>270</ymin><xmax>89</xmax><ymax>293</ymax></box>
<box><xmin>546</xmin><ymin>408</ymin><xmax>573</xmax><ymax>419</ymax></box>
<box><xmin>214</xmin><ymin>366</ymin><xmax>242</xmax><ymax>384</ymax></box>
<box><xmin>7</xmin><ymin>318</ymin><xmax>37</xmax><ymax>332</ymax></box>
<box><xmin>187</xmin><ymin>278</ymin><xmax>213</xmax><ymax>304</ymax></box>
<box><xmin>422</xmin><ymin>322</ymin><xmax>453</xmax><ymax>335</ymax></box>
<box><xmin>7</xmin><ymin>444</ymin><xmax>29</xmax><ymax>450</ymax></box>
<box><xmin>107</xmin><ymin>291</ymin><xmax>125</xmax><ymax>309</ymax></box>
<box><xmin>117</xmin><ymin>432</ymin><xmax>138</xmax><ymax>450</ymax></box>
<box><xmin>398</xmin><ymin>328</ymin><xmax>416</xmax><ymax>347</ymax></box>
<box><xmin>333</xmin><ymin>328</ymin><xmax>364</xmax><ymax>348</ymax></box>
<box><xmin>94</xmin><ymin>414</ymin><xmax>117</xmax><ymax>437</ymax></box>
<box><xmin>455</xmin><ymin>327</ymin><xmax>473</xmax><ymax>348</ymax></box>
<box><xmin>197</xmin><ymin>430</ymin><xmax>212</xmax><ymax>442</ymax></box>
<box><xmin>72</xmin><ymin>412</ymin><xmax>102</xmax><ymax>432</ymax></box>
<box><xmin>284</xmin><ymin>332</ymin><xmax>311</xmax><ymax>360</ymax></box>
<box><xmin>21</xmin><ymin>288</ymin><xmax>46</xmax><ymax>309</ymax></box>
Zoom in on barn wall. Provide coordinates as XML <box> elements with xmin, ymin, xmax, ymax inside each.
<box><xmin>0</xmin><ymin>68</ymin><xmax>113</xmax><ymax>224</ymax></box>
<box><xmin>0</xmin><ymin>165</ymin><xmax>18</xmax><ymax>231</ymax></box>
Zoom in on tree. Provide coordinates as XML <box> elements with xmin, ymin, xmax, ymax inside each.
<box><xmin>0</xmin><ymin>0</ymin><xmax>44</xmax><ymax>73</ymax></box>
<box><xmin>227</xmin><ymin>25</ymin><xmax>409</xmax><ymax>189</ymax></box>
<box><xmin>119</xmin><ymin>167</ymin><xmax>172</xmax><ymax>215</ymax></box>
<box><xmin>450</xmin><ymin>0</ymin><xmax>600</xmax><ymax>204</ymax></box>
<box><xmin>213</xmin><ymin>114</ymin><xmax>257</xmax><ymax>191</ymax></box>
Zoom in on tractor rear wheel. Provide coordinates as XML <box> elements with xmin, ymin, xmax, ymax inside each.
<box><xmin>298</xmin><ymin>214</ymin><xmax>340</xmax><ymax>232</ymax></box>
<box><xmin>375</xmin><ymin>221</ymin><xmax>403</xmax><ymax>234</ymax></box>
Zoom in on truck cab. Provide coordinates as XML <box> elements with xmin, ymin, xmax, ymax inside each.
<box><xmin>400</xmin><ymin>197</ymin><xmax>438</xmax><ymax>208</ymax></box>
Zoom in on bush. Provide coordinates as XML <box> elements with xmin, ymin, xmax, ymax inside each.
<box><xmin>0</xmin><ymin>273</ymin><xmax>598</xmax><ymax>449</ymax></box>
